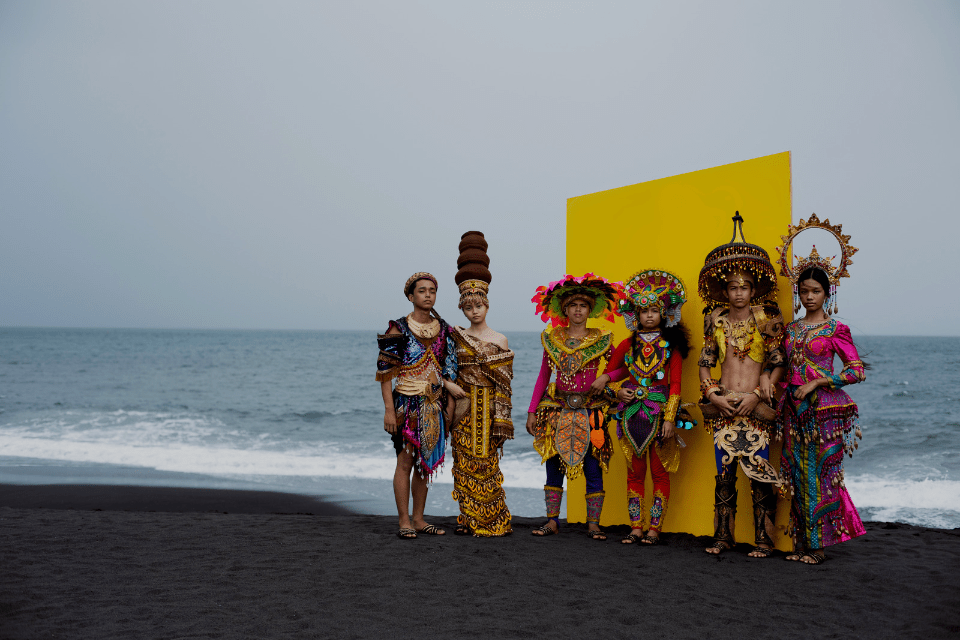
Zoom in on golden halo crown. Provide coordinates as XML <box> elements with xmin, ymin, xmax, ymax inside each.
<box><xmin>776</xmin><ymin>214</ymin><xmax>858</xmax><ymax>285</ymax></box>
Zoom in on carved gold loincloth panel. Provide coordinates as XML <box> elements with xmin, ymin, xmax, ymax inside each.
<box><xmin>713</xmin><ymin>417</ymin><xmax>781</xmax><ymax>484</ymax></box>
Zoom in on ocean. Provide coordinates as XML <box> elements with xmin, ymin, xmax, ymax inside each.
<box><xmin>1</xmin><ymin>328</ymin><xmax>957</xmax><ymax>529</ymax></box>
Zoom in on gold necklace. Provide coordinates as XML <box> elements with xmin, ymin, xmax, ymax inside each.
<box><xmin>407</xmin><ymin>314</ymin><xmax>440</xmax><ymax>340</ymax></box>
<box><xmin>724</xmin><ymin>316</ymin><xmax>756</xmax><ymax>360</ymax></box>
<box><xmin>559</xmin><ymin>327</ymin><xmax>586</xmax><ymax>349</ymax></box>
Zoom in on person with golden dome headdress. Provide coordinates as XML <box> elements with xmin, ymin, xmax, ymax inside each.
<box><xmin>593</xmin><ymin>269</ymin><xmax>694</xmax><ymax>545</ymax></box>
<box><xmin>526</xmin><ymin>273</ymin><xmax>625</xmax><ymax>540</ymax></box>
<box><xmin>697</xmin><ymin>213</ymin><xmax>786</xmax><ymax>557</ymax></box>
<box><xmin>775</xmin><ymin>214</ymin><xmax>867</xmax><ymax>564</ymax></box>
<box><xmin>446</xmin><ymin>231</ymin><xmax>515</xmax><ymax>537</ymax></box>
<box><xmin>376</xmin><ymin>271</ymin><xmax>459</xmax><ymax>539</ymax></box>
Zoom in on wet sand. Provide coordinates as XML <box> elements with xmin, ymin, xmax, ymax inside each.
<box><xmin>1</xmin><ymin>484</ymin><xmax>958</xmax><ymax>639</ymax></box>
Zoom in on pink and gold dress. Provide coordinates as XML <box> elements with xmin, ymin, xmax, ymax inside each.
<box><xmin>779</xmin><ymin>318</ymin><xmax>866</xmax><ymax>550</ymax></box>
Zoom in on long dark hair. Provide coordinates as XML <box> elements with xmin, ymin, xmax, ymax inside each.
<box><xmin>631</xmin><ymin>317</ymin><xmax>691</xmax><ymax>359</ymax></box>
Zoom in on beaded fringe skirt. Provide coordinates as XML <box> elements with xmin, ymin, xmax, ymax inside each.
<box><xmin>450</xmin><ymin>415</ymin><xmax>512</xmax><ymax>537</ymax></box>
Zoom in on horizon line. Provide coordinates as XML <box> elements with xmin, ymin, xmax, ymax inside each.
<box><xmin>1</xmin><ymin>325</ymin><xmax>958</xmax><ymax>339</ymax></box>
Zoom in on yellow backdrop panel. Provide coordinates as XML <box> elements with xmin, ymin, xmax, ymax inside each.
<box><xmin>563</xmin><ymin>151</ymin><xmax>794</xmax><ymax>550</ymax></box>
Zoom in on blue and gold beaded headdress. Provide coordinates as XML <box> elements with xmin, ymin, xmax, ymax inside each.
<box><xmin>619</xmin><ymin>269</ymin><xmax>687</xmax><ymax>331</ymax></box>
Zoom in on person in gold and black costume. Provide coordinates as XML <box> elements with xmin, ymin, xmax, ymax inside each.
<box><xmin>446</xmin><ymin>231</ymin><xmax>515</xmax><ymax>537</ymax></box>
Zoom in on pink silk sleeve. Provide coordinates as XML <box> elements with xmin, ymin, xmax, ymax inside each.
<box><xmin>605</xmin><ymin>338</ymin><xmax>631</xmax><ymax>383</ymax></box>
<box><xmin>828</xmin><ymin>323</ymin><xmax>866</xmax><ymax>388</ymax></box>
<box><xmin>528</xmin><ymin>351</ymin><xmax>553</xmax><ymax>413</ymax></box>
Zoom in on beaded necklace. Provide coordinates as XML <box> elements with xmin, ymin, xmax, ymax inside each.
<box><xmin>789</xmin><ymin>319</ymin><xmax>831</xmax><ymax>369</ymax></box>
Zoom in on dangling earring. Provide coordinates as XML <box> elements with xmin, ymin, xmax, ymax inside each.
<box><xmin>832</xmin><ymin>286</ymin><xmax>839</xmax><ymax>314</ymax></box>
<box><xmin>793</xmin><ymin>285</ymin><xmax>801</xmax><ymax>313</ymax></box>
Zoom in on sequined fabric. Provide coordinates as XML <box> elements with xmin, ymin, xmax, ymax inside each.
<box><xmin>378</xmin><ymin>317</ymin><xmax>457</xmax><ymax>478</ymax></box>
<box><xmin>779</xmin><ymin>319</ymin><xmax>866</xmax><ymax>549</ymax></box>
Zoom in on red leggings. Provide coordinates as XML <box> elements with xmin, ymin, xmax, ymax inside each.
<box><xmin>626</xmin><ymin>445</ymin><xmax>671</xmax><ymax>531</ymax></box>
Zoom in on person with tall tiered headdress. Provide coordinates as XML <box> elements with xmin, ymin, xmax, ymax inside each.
<box><xmin>593</xmin><ymin>269</ymin><xmax>694</xmax><ymax>545</ymax></box>
<box><xmin>526</xmin><ymin>274</ymin><xmax>624</xmax><ymax>540</ymax></box>
<box><xmin>775</xmin><ymin>214</ymin><xmax>867</xmax><ymax>564</ymax></box>
<box><xmin>698</xmin><ymin>213</ymin><xmax>786</xmax><ymax>557</ymax></box>
<box><xmin>376</xmin><ymin>272</ymin><xmax>458</xmax><ymax>539</ymax></box>
<box><xmin>446</xmin><ymin>231</ymin><xmax>515</xmax><ymax>537</ymax></box>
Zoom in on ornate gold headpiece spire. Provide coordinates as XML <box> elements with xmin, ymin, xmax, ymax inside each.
<box><xmin>776</xmin><ymin>213</ymin><xmax>858</xmax><ymax>314</ymax></box>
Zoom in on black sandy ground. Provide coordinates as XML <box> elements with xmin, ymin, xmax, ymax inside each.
<box><xmin>1</xmin><ymin>484</ymin><xmax>958</xmax><ymax>639</ymax></box>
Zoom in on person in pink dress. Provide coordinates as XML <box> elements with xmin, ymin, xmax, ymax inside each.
<box><xmin>775</xmin><ymin>214</ymin><xmax>867</xmax><ymax>564</ymax></box>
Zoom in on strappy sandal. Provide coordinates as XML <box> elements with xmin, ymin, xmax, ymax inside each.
<box><xmin>800</xmin><ymin>551</ymin><xmax>826</xmax><ymax>565</ymax></box>
<box><xmin>587</xmin><ymin>529</ymin><xmax>607</xmax><ymax>541</ymax></box>
<box><xmin>705</xmin><ymin>540</ymin><xmax>732</xmax><ymax>554</ymax></box>
<box><xmin>640</xmin><ymin>533</ymin><xmax>661</xmax><ymax>545</ymax></box>
<box><xmin>415</xmin><ymin>524</ymin><xmax>445</xmax><ymax>536</ymax></box>
<box><xmin>532</xmin><ymin>519</ymin><xmax>559</xmax><ymax>536</ymax></box>
<box><xmin>397</xmin><ymin>528</ymin><xmax>417</xmax><ymax>539</ymax></box>
<box><xmin>621</xmin><ymin>533</ymin><xmax>643</xmax><ymax>544</ymax></box>
<box><xmin>748</xmin><ymin>545</ymin><xmax>774</xmax><ymax>558</ymax></box>
<box><xmin>454</xmin><ymin>524</ymin><xmax>471</xmax><ymax>536</ymax></box>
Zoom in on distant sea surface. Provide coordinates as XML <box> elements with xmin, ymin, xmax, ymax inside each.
<box><xmin>0</xmin><ymin>328</ymin><xmax>957</xmax><ymax>528</ymax></box>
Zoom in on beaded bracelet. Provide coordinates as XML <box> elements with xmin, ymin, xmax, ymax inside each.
<box><xmin>700</xmin><ymin>378</ymin><xmax>721</xmax><ymax>398</ymax></box>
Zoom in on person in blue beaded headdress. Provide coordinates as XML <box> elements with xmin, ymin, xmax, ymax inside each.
<box><xmin>376</xmin><ymin>272</ymin><xmax>459</xmax><ymax>540</ymax></box>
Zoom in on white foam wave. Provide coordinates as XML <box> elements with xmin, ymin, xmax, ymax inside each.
<box><xmin>0</xmin><ymin>434</ymin><xmax>400</xmax><ymax>479</ymax></box>
<box><xmin>2</xmin><ymin>410</ymin><xmax>228</xmax><ymax>445</ymax></box>
<box><xmin>846</xmin><ymin>475</ymin><xmax>960</xmax><ymax>512</ymax></box>
<box><xmin>500</xmin><ymin>454</ymin><xmax>552</xmax><ymax>489</ymax></box>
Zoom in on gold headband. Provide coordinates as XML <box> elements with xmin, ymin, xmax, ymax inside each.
<box><xmin>458</xmin><ymin>279</ymin><xmax>490</xmax><ymax>308</ymax></box>
<box><xmin>404</xmin><ymin>272</ymin><xmax>438</xmax><ymax>296</ymax></box>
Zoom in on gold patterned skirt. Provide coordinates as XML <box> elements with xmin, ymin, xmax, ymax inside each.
<box><xmin>450</xmin><ymin>386</ymin><xmax>512</xmax><ymax>537</ymax></box>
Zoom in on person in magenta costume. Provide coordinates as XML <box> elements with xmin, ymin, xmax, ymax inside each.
<box><xmin>775</xmin><ymin>214</ymin><xmax>867</xmax><ymax>564</ymax></box>
<box><xmin>376</xmin><ymin>272</ymin><xmax>459</xmax><ymax>540</ymax></box>
<box><xmin>525</xmin><ymin>274</ymin><xmax>624</xmax><ymax>540</ymax></box>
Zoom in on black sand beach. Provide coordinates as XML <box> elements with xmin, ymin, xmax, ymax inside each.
<box><xmin>2</xmin><ymin>484</ymin><xmax>958</xmax><ymax>639</ymax></box>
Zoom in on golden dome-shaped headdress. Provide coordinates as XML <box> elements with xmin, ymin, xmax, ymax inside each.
<box><xmin>776</xmin><ymin>213</ymin><xmax>858</xmax><ymax>314</ymax></box>
<box><xmin>455</xmin><ymin>231</ymin><xmax>492</xmax><ymax>308</ymax></box>
<box><xmin>698</xmin><ymin>212</ymin><xmax>779</xmax><ymax>310</ymax></box>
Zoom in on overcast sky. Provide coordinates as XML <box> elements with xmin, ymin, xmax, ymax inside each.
<box><xmin>1</xmin><ymin>1</ymin><xmax>957</xmax><ymax>335</ymax></box>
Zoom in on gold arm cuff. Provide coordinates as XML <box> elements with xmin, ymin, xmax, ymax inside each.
<box><xmin>375</xmin><ymin>369</ymin><xmax>398</xmax><ymax>382</ymax></box>
<box><xmin>663</xmin><ymin>395</ymin><xmax>681</xmax><ymax>423</ymax></box>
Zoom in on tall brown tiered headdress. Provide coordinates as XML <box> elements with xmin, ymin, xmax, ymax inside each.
<box><xmin>455</xmin><ymin>231</ymin><xmax>492</xmax><ymax>308</ymax></box>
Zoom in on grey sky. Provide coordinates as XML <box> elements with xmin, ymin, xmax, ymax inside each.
<box><xmin>1</xmin><ymin>1</ymin><xmax>957</xmax><ymax>335</ymax></box>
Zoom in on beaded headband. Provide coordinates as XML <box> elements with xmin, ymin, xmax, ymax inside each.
<box><xmin>404</xmin><ymin>272</ymin><xmax>438</xmax><ymax>297</ymax></box>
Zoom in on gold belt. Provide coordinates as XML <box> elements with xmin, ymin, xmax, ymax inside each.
<box><xmin>554</xmin><ymin>389</ymin><xmax>593</xmax><ymax>409</ymax></box>
<box><xmin>396</xmin><ymin>378</ymin><xmax>441</xmax><ymax>401</ymax></box>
